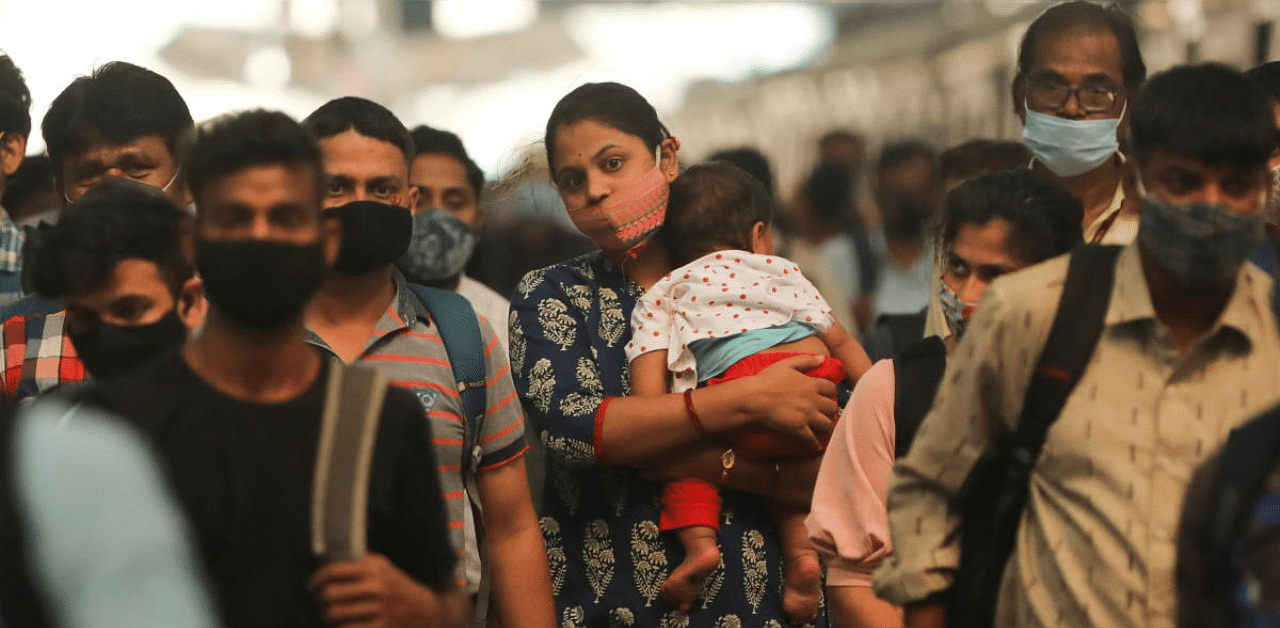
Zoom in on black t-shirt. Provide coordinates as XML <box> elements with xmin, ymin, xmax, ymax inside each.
<box><xmin>81</xmin><ymin>347</ymin><xmax>456</xmax><ymax>628</ymax></box>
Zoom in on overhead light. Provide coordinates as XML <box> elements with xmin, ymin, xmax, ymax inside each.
<box><xmin>432</xmin><ymin>0</ymin><xmax>537</xmax><ymax>39</ymax></box>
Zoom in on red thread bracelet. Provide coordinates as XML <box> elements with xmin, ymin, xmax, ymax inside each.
<box><xmin>683</xmin><ymin>389</ymin><xmax>708</xmax><ymax>437</ymax></box>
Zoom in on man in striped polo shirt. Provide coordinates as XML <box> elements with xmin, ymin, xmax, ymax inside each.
<box><xmin>301</xmin><ymin>97</ymin><xmax>554</xmax><ymax>627</ymax></box>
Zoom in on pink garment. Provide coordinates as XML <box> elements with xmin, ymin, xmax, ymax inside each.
<box><xmin>805</xmin><ymin>358</ymin><xmax>897</xmax><ymax>587</ymax></box>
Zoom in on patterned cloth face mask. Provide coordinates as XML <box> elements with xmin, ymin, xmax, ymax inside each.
<box><xmin>1266</xmin><ymin>164</ymin><xmax>1280</xmax><ymax>226</ymax></box>
<box><xmin>1137</xmin><ymin>194</ymin><xmax>1266</xmax><ymax>292</ymax></box>
<box><xmin>570</xmin><ymin>145</ymin><xmax>669</xmax><ymax>252</ymax></box>
<box><xmin>396</xmin><ymin>207</ymin><xmax>478</xmax><ymax>283</ymax></box>
<box><xmin>938</xmin><ymin>278</ymin><xmax>978</xmax><ymax>339</ymax></box>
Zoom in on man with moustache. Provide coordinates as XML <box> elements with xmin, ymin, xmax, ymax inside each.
<box><xmin>876</xmin><ymin>64</ymin><xmax>1280</xmax><ymax>627</ymax></box>
<box><xmin>301</xmin><ymin>98</ymin><xmax>554</xmax><ymax>627</ymax></box>
<box><xmin>81</xmin><ymin>109</ymin><xmax>464</xmax><ymax>628</ymax></box>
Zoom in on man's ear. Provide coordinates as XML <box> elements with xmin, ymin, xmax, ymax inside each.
<box><xmin>1011</xmin><ymin>74</ymin><xmax>1027</xmax><ymax>125</ymax></box>
<box><xmin>177</xmin><ymin>275</ymin><xmax>207</xmax><ymax>331</ymax></box>
<box><xmin>0</xmin><ymin>132</ymin><xmax>25</xmax><ymax>179</ymax></box>
<box><xmin>321</xmin><ymin>213</ymin><xmax>341</xmax><ymax>268</ymax></box>
<box><xmin>404</xmin><ymin>185</ymin><xmax>420</xmax><ymax>215</ymax></box>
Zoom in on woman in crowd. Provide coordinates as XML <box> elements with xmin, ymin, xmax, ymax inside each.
<box><xmin>508</xmin><ymin>81</ymin><xmax>839</xmax><ymax>626</ymax></box>
<box><xmin>805</xmin><ymin>169</ymin><xmax>1083</xmax><ymax>627</ymax></box>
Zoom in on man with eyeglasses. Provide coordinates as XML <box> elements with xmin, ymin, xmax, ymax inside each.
<box><xmin>1013</xmin><ymin>1</ymin><xmax>1145</xmax><ymax>245</ymax></box>
<box><xmin>0</xmin><ymin>62</ymin><xmax>196</xmax><ymax>401</ymax></box>
<box><xmin>876</xmin><ymin>62</ymin><xmax>1280</xmax><ymax>627</ymax></box>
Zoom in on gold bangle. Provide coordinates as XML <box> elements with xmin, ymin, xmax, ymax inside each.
<box><xmin>720</xmin><ymin>448</ymin><xmax>736</xmax><ymax>484</ymax></box>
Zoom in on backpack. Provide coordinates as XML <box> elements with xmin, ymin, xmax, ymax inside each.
<box><xmin>891</xmin><ymin>335</ymin><xmax>947</xmax><ymax>459</ymax></box>
<box><xmin>945</xmin><ymin>243</ymin><xmax>1122</xmax><ymax>627</ymax></box>
<box><xmin>405</xmin><ymin>283</ymin><xmax>492</xmax><ymax>628</ymax></box>
<box><xmin>1192</xmin><ymin>404</ymin><xmax>1280</xmax><ymax>627</ymax></box>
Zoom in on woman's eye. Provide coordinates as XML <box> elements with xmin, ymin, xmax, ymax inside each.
<box><xmin>603</xmin><ymin>156</ymin><xmax>623</xmax><ymax>171</ymax></box>
<box><xmin>561</xmin><ymin>174</ymin><xmax>584</xmax><ymax>190</ymax></box>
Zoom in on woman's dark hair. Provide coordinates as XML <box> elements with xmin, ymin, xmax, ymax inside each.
<box><xmin>939</xmin><ymin>169</ymin><xmax>1083</xmax><ymax>265</ymax></box>
<box><xmin>31</xmin><ymin>177</ymin><xmax>193</xmax><ymax>299</ymax></box>
<box><xmin>544</xmin><ymin>82</ymin><xmax>670</xmax><ymax>174</ymax></box>
<box><xmin>661</xmin><ymin>161</ymin><xmax>773</xmax><ymax>267</ymax></box>
<box><xmin>42</xmin><ymin>61</ymin><xmax>193</xmax><ymax>177</ymax></box>
<box><xmin>184</xmin><ymin>109</ymin><xmax>325</xmax><ymax>206</ymax></box>
<box><xmin>1130</xmin><ymin>63</ymin><xmax>1276</xmax><ymax>171</ymax></box>
<box><xmin>410</xmin><ymin>124</ymin><xmax>485</xmax><ymax>199</ymax></box>
<box><xmin>1017</xmin><ymin>1</ymin><xmax>1146</xmax><ymax>87</ymax></box>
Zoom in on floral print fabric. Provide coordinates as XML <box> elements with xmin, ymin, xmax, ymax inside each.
<box><xmin>509</xmin><ymin>251</ymin><xmax>823</xmax><ymax>627</ymax></box>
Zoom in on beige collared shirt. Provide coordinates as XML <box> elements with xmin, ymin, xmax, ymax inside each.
<box><xmin>875</xmin><ymin>242</ymin><xmax>1280</xmax><ymax>627</ymax></box>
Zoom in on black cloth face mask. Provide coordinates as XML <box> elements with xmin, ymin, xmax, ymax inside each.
<box><xmin>196</xmin><ymin>239</ymin><xmax>326</xmax><ymax>330</ymax></box>
<box><xmin>68</xmin><ymin>309</ymin><xmax>187</xmax><ymax>378</ymax></box>
<box><xmin>323</xmin><ymin>201</ymin><xmax>413</xmax><ymax>274</ymax></box>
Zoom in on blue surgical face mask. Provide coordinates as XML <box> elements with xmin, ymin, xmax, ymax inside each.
<box><xmin>1022</xmin><ymin>101</ymin><xmax>1123</xmax><ymax>178</ymax></box>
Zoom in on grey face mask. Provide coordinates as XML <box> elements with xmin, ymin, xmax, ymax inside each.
<box><xmin>395</xmin><ymin>207</ymin><xmax>478</xmax><ymax>284</ymax></box>
<box><xmin>1137</xmin><ymin>196</ymin><xmax>1266</xmax><ymax>292</ymax></box>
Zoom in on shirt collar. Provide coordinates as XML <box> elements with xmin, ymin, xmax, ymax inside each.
<box><xmin>1106</xmin><ymin>240</ymin><xmax>1271</xmax><ymax>350</ymax></box>
<box><xmin>0</xmin><ymin>208</ymin><xmax>25</xmax><ymax>273</ymax></box>
<box><xmin>388</xmin><ymin>269</ymin><xmax>431</xmax><ymax>332</ymax></box>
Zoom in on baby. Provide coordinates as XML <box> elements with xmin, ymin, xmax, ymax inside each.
<box><xmin>626</xmin><ymin>161</ymin><xmax>871</xmax><ymax>623</ymax></box>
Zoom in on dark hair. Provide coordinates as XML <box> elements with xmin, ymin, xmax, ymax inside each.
<box><xmin>544</xmin><ymin>82</ymin><xmax>670</xmax><ymax>173</ymax></box>
<box><xmin>303</xmin><ymin>96</ymin><xmax>412</xmax><ymax>166</ymax></box>
<box><xmin>803</xmin><ymin>162</ymin><xmax>852</xmax><ymax>224</ymax></box>
<box><xmin>0</xmin><ymin>52</ymin><xmax>31</xmax><ymax>138</ymax></box>
<box><xmin>1</xmin><ymin>154</ymin><xmax>54</xmax><ymax>216</ymax></box>
<box><xmin>876</xmin><ymin>141</ymin><xmax>937</xmax><ymax>174</ymax></box>
<box><xmin>940</xmin><ymin>139</ymin><xmax>1031</xmax><ymax>184</ymax></box>
<box><xmin>706</xmin><ymin>147</ymin><xmax>774</xmax><ymax>198</ymax></box>
<box><xmin>409</xmin><ymin>125</ymin><xmax>485</xmax><ymax>199</ymax></box>
<box><xmin>1246</xmin><ymin>61</ymin><xmax>1280</xmax><ymax>103</ymax></box>
<box><xmin>184</xmin><ymin>109</ymin><xmax>325</xmax><ymax>207</ymax></box>
<box><xmin>661</xmin><ymin>161</ymin><xmax>773</xmax><ymax>267</ymax></box>
<box><xmin>1017</xmin><ymin>1</ymin><xmax>1146</xmax><ymax>87</ymax></box>
<box><xmin>1130</xmin><ymin>63</ymin><xmax>1276</xmax><ymax>170</ymax></box>
<box><xmin>939</xmin><ymin>169</ymin><xmax>1083</xmax><ymax>265</ymax></box>
<box><xmin>31</xmin><ymin>177</ymin><xmax>193</xmax><ymax>299</ymax></box>
<box><xmin>41</xmin><ymin>62</ymin><xmax>192</xmax><ymax>177</ymax></box>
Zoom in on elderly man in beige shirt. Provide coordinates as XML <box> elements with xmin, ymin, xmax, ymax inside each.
<box><xmin>875</xmin><ymin>63</ymin><xmax>1280</xmax><ymax>628</ymax></box>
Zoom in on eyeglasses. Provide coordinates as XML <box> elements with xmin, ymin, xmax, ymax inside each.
<box><xmin>1025</xmin><ymin>82</ymin><xmax>1122</xmax><ymax>114</ymax></box>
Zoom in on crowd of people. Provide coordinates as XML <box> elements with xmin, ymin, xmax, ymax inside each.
<box><xmin>0</xmin><ymin>1</ymin><xmax>1279</xmax><ymax>627</ymax></box>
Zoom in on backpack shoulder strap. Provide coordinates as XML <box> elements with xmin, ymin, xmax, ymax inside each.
<box><xmin>406</xmin><ymin>283</ymin><xmax>487</xmax><ymax>472</ymax></box>
<box><xmin>311</xmin><ymin>359</ymin><xmax>387</xmax><ymax>563</ymax></box>
<box><xmin>1010</xmin><ymin>244</ymin><xmax>1123</xmax><ymax>467</ymax></box>
<box><xmin>892</xmin><ymin>335</ymin><xmax>947</xmax><ymax>459</ymax></box>
<box><xmin>405</xmin><ymin>283</ymin><xmax>492</xmax><ymax>628</ymax></box>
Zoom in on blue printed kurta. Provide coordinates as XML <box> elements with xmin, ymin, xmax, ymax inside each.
<box><xmin>509</xmin><ymin>251</ymin><xmax>824</xmax><ymax>628</ymax></box>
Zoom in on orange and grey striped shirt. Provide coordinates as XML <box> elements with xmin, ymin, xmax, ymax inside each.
<box><xmin>307</xmin><ymin>273</ymin><xmax>527</xmax><ymax>592</ymax></box>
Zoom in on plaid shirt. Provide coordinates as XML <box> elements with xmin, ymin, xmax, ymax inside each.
<box><xmin>0</xmin><ymin>208</ymin><xmax>26</xmax><ymax>307</ymax></box>
<box><xmin>1</xmin><ymin>309</ymin><xmax>85</xmax><ymax>401</ymax></box>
